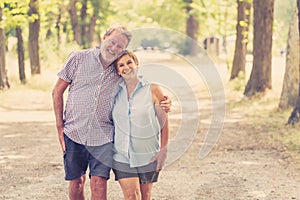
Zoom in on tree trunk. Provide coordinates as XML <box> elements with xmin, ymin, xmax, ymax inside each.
<box><xmin>244</xmin><ymin>0</ymin><xmax>274</xmax><ymax>97</ymax></box>
<box><xmin>87</xmin><ymin>14</ymin><xmax>97</xmax><ymax>46</ymax></box>
<box><xmin>28</xmin><ymin>0</ymin><xmax>41</xmax><ymax>74</ymax></box>
<box><xmin>80</xmin><ymin>0</ymin><xmax>87</xmax><ymax>47</ymax></box>
<box><xmin>46</xmin><ymin>29</ymin><xmax>52</xmax><ymax>39</ymax></box>
<box><xmin>16</xmin><ymin>26</ymin><xmax>26</xmax><ymax>84</ymax></box>
<box><xmin>279</xmin><ymin>9</ymin><xmax>299</xmax><ymax>110</ymax></box>
<box><xmin>88</xmin><ymin>0</ymin><xmax>101</xmax><ymax>47</ymax></box>
<box><xmin>230</xmin><ymin>0</ymin><xmax>251</xmax><ymax>80</ymax></box>
<box><xmin>287</xmin><ymin>0</ymin><xmax>300</xmax><ymax>124</ymax></box>
<box><xmin>69</xmin><ymin>0</ymin><xmax>81</xmax><ymax>45</ymax></box>
<box><xmin>56</xmin><ymin>2</ymin><xmax>67</xmax><ymax>50</ymax></box>
<box><xmin>185</xmin><ymin>0</ymin><xmax>199</xmax><ymax>56</ymax></box>
<box><xmin>298</xmin><ymin>0</ymin><xmax>300</xmax><ymax>42</ymax></box>
<box><xmin>55</xmin><ymin>12</ymin><xmax>62</xmax><ymax>50</ymax></box>
<box><xmin>0</xmin><ymin>7</ymin><xmax>9</xmax><ymax>89</ymax></box>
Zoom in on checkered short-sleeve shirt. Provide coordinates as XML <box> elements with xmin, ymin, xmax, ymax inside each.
<box><xmin>58</xmin><ymin>47</ymin><xmax>121</xmax><ymax>146</ymax></box>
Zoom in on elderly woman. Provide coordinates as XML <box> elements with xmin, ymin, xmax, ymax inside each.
<box><xmin>112</xmin><ymin>51</ymin><xmax>169</xmax><ymax>200</ymax></box>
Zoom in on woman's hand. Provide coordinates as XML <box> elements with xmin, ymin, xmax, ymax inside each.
<box><xmin>151</xmin><ymin>147</ymin><xmax>167</xmax><ymax>172</ymax></box>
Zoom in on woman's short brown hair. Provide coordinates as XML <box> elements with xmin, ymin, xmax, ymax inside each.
<box><xmin>113</xmin><ymin>50</ymin><xmax>139</xmax><ymax>70</ymax></box>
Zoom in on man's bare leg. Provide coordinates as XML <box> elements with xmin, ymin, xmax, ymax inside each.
<box><xmin>90</xmin><ymin>176</ymin><xmax>108</xmax><ymax>200</ymax></box>
<box><xmin>69</xmin><ymin>175</ymin><xmax>86</xmax><ymax>200</ymax></box>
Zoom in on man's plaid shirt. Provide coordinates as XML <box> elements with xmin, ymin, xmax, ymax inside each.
<box><xmin>58</xmin><ymin>47</ymin><xmax>121</xmax><ymax>146</ymax></box>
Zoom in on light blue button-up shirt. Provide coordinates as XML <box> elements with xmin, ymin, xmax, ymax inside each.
<box><xmin>112</xmin><ymin>78</ymin><xmax>160</xmax><ymax>167</ymax></box>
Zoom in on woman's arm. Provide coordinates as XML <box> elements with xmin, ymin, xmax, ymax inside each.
<box><xmin>151</xmin><ymin>84</ymin><xmax>170</xmax><ymax>171</ymax></box>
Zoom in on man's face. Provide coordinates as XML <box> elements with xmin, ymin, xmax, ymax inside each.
<box><xmin>100</xmin><ymin>31</ymin><xmax>129</xmax><ymax>64</ymax></box>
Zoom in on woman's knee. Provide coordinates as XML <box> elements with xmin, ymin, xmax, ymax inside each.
<box><xmin>141</xmin><ymin>191</ymin><xmax>151</xmax><ymax>200</ymax></box>
<box><xmin>140</xmin><ymin>184</ymin><xmax>152</xmax><ymax>200</ymax></box>
<box><xmin>123</xmin><ymin>187</ymin><xmax>141</xmax><ymax>200</ymax></box>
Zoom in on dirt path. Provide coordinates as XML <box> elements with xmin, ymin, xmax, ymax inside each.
<box><xmin>1</xmin><ymin>54</ymin><xmax>299</xmax><ymax>200</ymax></box>
<box><xmin>1</xmin><ymin>88</ymin><xmax>300</xmax><ymax>200</ymax></box>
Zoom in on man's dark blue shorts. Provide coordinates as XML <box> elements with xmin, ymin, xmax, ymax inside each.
<box><xmin>63</xmin><ymin>134</ymin><xmax>113</xmax><ymax>181</ymax></box>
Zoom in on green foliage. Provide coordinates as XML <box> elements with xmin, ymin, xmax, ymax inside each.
<box><xmin>273</xmin><ymin>0</ymin><xmax>295</xmax><ymax>52</ymax></box>
<box><xmin>40</xmin><ymin>0</ymin><xmax>61</xmax><ymax>26</ymax></box>
<box><xmin>28</xmin><ymin>14</ymin><xmax>39</xmax><ymax>22</ymax></box>
<box><xmin>257</xmin><ymin>109</ymin><xmax>300</xmax><ymax>157</ymax></box>
<box><xmin>231</xmin><ymin>71</ymin><xmax>246</xmax><ymax>91</ymax></box>
<box><xmin>1</xmin><ymin>0</ymin><xmax>295</xmax><ymax>81</ymax></box>
<box><xmin>39</xmin><ymin>33</ymin><xmax>80</xmax><ymax>70</ymax></box>
<box><xmin>92</xmin><ymin>0</ymin><xmax>113</xmax><ymax>38</ymax></box>
<box><xmin>239</xmin><ymin>20</ymin><xmax>248</xmax><ymax>27</ymax></box>
<box><xmin>1</xmin><ymin>0</ymin><xmax>293</xmax><ymax>51</ymax></box>
<box><xmin>3</xmin><ymin>0</ymin><xmax>28</xmax><ymax>29</ymax></box>
<box><xmin>109</xmin><ymin>0</ymin><xmax>186</xmax><ymax>32</ymax></box>
<box><xmin>192</xmin><ymin>0</ymin><xmax>237</xmax><ymax>38</ymax></box>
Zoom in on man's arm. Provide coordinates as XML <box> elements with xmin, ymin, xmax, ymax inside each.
<box><xmin>52</xmin><ymin>78</ymin><xmax>69</xmax><ymax>153</ymax></box>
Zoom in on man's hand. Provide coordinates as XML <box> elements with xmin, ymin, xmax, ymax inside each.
<box><xmin>160</xmin><ymin>96</ymin><xmax>171</xmax><ymax>113</ymax></box>
<box><xmin>57</xmin><ymin>126</ymin><xmax>66</xmax><ymax>153</ymax></box>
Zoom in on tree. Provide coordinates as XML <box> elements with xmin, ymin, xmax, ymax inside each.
<box><xmin>287</xmin><ymin>0</ymin><xmax>300</xmax><ymax>124</ymax></box>
<box><xmin>40</xmin><ymin>0</ymin><xmax>65</xmax><ymax>45</ymax></box>
<box><xmin>87</xmin><ymin>0</ymin><xmax>101</xmax><ymax>45</ymax></box>
<box><xmin>185</xmin><ymin>0</ymin><xmax>199</xmax><ymax>55</ymax></box>
<box><xmin>0</xmin><ymin>5</ymin><xmax>9</xmax><ymax>89</ymax></box>
<box><xmin>244</xmin><ymin>0</ymin><xmax>274</xmax><ymax>97</ymax></box>
<box><xmin>4</xmin><ymin>1</ymin><xmax>28</xmax><ymax>84</ymax></box>
<box><xmin>279</xmin><ymin>8</ymin><xmax>299</xmax><ymax>110</ymax></box>
<box><xmin>230</xmin><ymin>0</ymin><xmax>251</xmax><ymax>80</ymax></box>
<box><xmin>69</xmin><ymin>0</ymin><xmax>107</xmax><ymax>47</ymax></box>
<box><xmin>28</xmin><ymin>0</ymin><xmax>41</xmax><ymax>74</ymax></box>
<box><xmin>69</xmin><ymin>0</ymin><xmax>81</xmax><ymax>45</ymax></box>
<box><xmin>16</xmin><ymin>26</ymin><xmax>26</xmax><ymax>84</ymax></box>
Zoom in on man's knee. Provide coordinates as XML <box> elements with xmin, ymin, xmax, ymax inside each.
<box><xmin>69</xmin><ymin>176</ymin><xmax>86</xmax><ymax>200</ymax></box>
<box><xmin>70</xmin><ymin>176</ymin><xmax>86</xmax><ymax>191</ymax></box>
<box><xmin>90</xmin><ymin>176</ymin><xmax>107</xmax><ymax>193</ymax></box>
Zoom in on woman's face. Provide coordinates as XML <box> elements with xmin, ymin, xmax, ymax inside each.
<box><xmin>116</xmin><ymin>54</ymin><xmax>138</xmax><ymax>79</ymax></box>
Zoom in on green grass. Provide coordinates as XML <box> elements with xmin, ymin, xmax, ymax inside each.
<box><xmin>227</xmin><ymin>84</ymin><xmax>300</xmax><ymax>161</ymax></box>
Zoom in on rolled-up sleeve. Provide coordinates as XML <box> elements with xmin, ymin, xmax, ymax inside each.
<box><xmin>57</xmin><ymin>52</ymin><xmax>78</xmax><ymax>83</ymax></box>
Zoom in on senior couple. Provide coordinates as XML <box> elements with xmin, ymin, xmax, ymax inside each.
<box><xmin>52</xmin><ymin>25</ymin><xmax>171</xmax><ymax>200</ymax></box>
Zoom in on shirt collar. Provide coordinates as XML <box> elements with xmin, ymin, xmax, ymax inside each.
<box><xmin>119</xmin><ymin>75</ymin><xmax>148</xmax><ymax>89</ymax></box>
<box><xmin>93</xmin><ymin>46</ymin><xmax>101</xmax><ymax>58</ymax></box>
